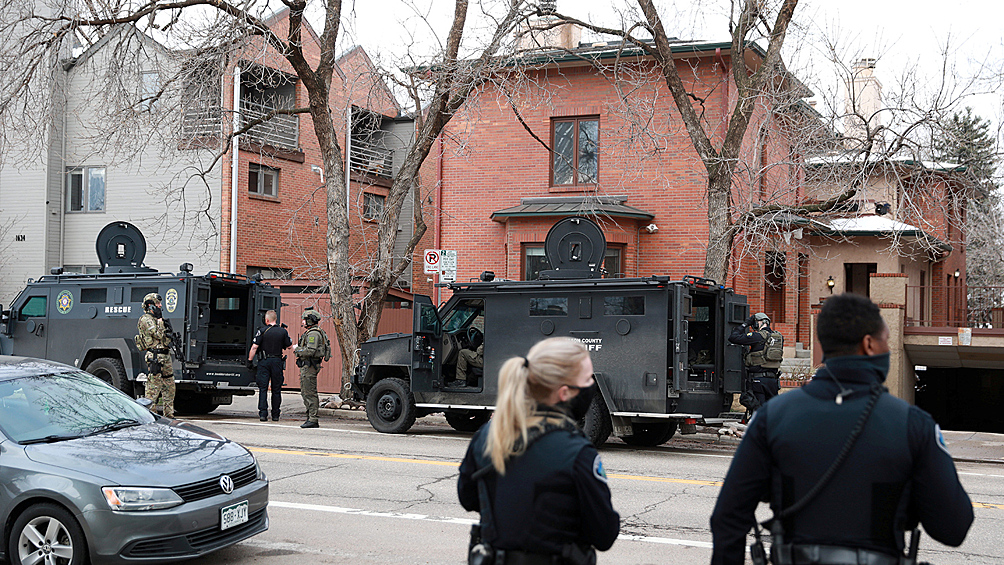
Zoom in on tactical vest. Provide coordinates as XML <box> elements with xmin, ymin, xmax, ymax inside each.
<box><xmin>763</xmin><ymin>387</ymin><xmax>912</xmax><ymax>553</ymax></box>
<box><xmin>745</xmin><ymin>328</ymin><xmax>784</xmax><ymax>369</ymax></box>
<box><xmin>303</xmin><ymin>327</ymin><xmax>331</xmax><ymax>361</ymax></box>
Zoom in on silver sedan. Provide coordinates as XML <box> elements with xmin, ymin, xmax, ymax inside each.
<box><xmin>0</xmin><ymin>356</ymin><xmax>269</xmax><ymax>564</ymax></box>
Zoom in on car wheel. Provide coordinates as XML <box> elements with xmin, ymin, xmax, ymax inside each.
<box><xmin>445</xmin><ymin>410</ymin><xmax>490</xmax><ymax>432</ymax></box>
<box><xmin>621</xmin><ymin>422</ymin><xmax>678</xmax><ymax>447</ymax></box>
<box><xmin>8</xmin><ymin>503</ymin><xmax>88</xmax><ymax>565</ymax></box>
<box><xmin>85</xmin><ymin>357</ymin><xmax>132</xmax><ymax>397</ymax></box>
<box><xmin>579</xmin><ymin>394</ymin><xmax>612</xmax><ymax>447</ymax></box>
<box><xmin>366</xmin><ymin>378</ymin><xmax>417</xmax><ymax>433</ymax></box>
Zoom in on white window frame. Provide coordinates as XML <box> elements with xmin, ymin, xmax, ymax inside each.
<box><xmin>249</xmin><ymin>163</ymin><xmax>279</xmax><ymax>197</ymax></box>
<box><xmin>66</xmin><ymin>166</ymin><xmax>106</xmax><ymax>213</ymax></box>
<box><xmin>140</xmin><ymin>71</ymin><xmax>159</xmax><ymax>111</ymax></box>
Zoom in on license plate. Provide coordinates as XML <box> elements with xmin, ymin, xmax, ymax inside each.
<box><xmin>220</xmin><ymin>500</ymin><xmax>249</xmax><ymax>531</ymax></box>
<box><xmin>211</xmin><ymin>395</ymin><xmax>233</xmax><ymax>405</ymax></box>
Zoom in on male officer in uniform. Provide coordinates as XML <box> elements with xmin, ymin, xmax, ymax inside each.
<box><xmin>728</xmin><ymin>312</ymin><xmax>781</xmax><ymax>410</ymax></box>
<box><xmin>248</xmin><ymin>309</ymin><xmax>292</xmax><ymax>421</ymax></box>
<box><xmin>293</xmin><ymin>309</ymin><xmax>330</xmax><ymax>429</ymax></box>
<box><xmin>136</xmin><ymin>293</ymin><xmax>175</xmax><ymax>418</ymax></box>
<box><xmin>710</xmin><ymin>293</ymin><xmax>973</xmax><ymax>565</ymax></box>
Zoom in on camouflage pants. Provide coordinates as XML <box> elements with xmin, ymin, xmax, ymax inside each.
<box><xmin>300</xmin><ymin>364</ymin><xmax>320</xmax><ymax>423</ymax></box>
<box><xmin>456</xmin><ymin>348</ymin><xmax>483</xmax><ymax>382</ymax></box>
<box><xmin>146</xmin><ymin>353</ymin><xmax>175</xmax><ymax>418</ymax></box>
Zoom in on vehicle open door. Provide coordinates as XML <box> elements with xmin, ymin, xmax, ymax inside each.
<box><xmin>669</xmin><ymin>284</ymin><xmax>692</xmax><ymax>397</ymax></box>
<box><xmin>721</xmin><ymin>292</ymin><xmax>748</xmax><ymax>393</ymax></box>
<box><xmin>9</xmin><ymin>290</ymin><xmax>50</xmax><ymax>360</ymax></box>
<box><xmin>410</xmin><ymin>294</ymin><xmax>441</xmax><ymax>393</ymax></box>
<box><xmin>187</xmin><ymin>279</ymin><xmax>211</xmax><ymax>364</ymax></box>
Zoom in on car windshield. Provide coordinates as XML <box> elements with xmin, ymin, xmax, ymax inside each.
<box><xmin>0</xmin><ymin>371</ymin><xmax>155</xmax><ymax>444</ymax></box>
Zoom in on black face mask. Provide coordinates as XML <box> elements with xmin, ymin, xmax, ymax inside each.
<box><xmin>561</xmin><ymin>382</ymin><xmax>598</xmax><ymax>421</ymax></box>
<box><xmin>149</xmin><ymin>305</ymin><xmax>163</xmax><ymax>319</ymax></box>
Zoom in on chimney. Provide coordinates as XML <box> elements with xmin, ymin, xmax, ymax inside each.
<box><xmin>517</xmin><ymin>2</ymin><xmax>581</xmax><ymax>51</ymax></box>
<box><xmin>844</xmin><ymin>58</ymin><xmax>883</xmax><ymax>145</ymax></box>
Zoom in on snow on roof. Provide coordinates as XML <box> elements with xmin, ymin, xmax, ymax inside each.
<box><xmin>826</xmin><ymin>215</ymin><xmax>921</xmax><ymax>233</ymax></box>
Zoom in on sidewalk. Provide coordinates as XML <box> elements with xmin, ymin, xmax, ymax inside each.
<box><xmin>209</xmin><ymin>391</ymin><xmax>1004</xmax><ymax>465</ymax></box>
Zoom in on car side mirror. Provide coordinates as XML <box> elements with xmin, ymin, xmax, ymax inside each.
<box><xmin>134</xmin><ymin>397</ymin><xmax>154</xmax><ymax>408</ymax></box>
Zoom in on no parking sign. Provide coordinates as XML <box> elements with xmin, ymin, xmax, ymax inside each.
<box><xmin>423</xmin><ymin>249</ymin><xmax>440</xmax><ymax>274</ymax></box>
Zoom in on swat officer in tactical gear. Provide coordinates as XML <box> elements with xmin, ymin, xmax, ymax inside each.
<box><xmin>710</xmin><ymin>293</ymin><xmax>973</xmax><ymax>565</ymax></box>
<box><xmin>135</xmin><ymin>292</ymin><xmax>175</xmax><ymax>418</ymax></box>
<box><xmin>248</xmin><ymin>310</ymin><xmax>292</xmax><ymax>421</ymax></box>
<box><xmin>293</xmin><ymin>309</ymin><xmax>330</xmax><ymax>429</ymax></box>
<box><xmin>729</xmin><ymin>312</ymin><xmax>782</xmax><ymax>410</ymax></box>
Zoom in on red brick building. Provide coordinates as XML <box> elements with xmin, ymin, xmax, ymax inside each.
<box><xmin>412</xmin><ymin>32</ymin><xmax>967</xmax><ymax>355</ymax></box>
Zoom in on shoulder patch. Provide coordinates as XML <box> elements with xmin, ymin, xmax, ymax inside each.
<box><xmin>592</xmin><ymin>454</ymin><xmax>608</xmax><ymax>484</ymax></box>
<box><xmin>307</xmin><ymin>335</ymin><xmax>316</xmax><ymax>344</ymax></box>
<box><xmin>935</xmin><ymin>424</ymin><xmax>951</xmax><ymax>456</ymax></box>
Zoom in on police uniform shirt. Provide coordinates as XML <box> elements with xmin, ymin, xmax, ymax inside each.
<box><xmin>709</xmin><ymin>362</ymin><xmax>974</xmax><ymax>564</ymax></box>
<box><xmin>253</xmin><ymin>324</ymin><xmax>292</xmax><ymax>357</ymax></box>
<box><xmin>457</xmin><ymin>412</ymin><xmax>620</xmax><ymax>555</ymax></box>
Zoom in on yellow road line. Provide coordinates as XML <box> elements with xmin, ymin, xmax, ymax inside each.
<box><xmin>252</xmin><ymin>447</ymin><xmax>459</xmax><ymax>467</ymax></box>
<box><xmin>252</xmin><ymin>447</ymin><xmax>1003</xmax><ymax>508</ymax></box>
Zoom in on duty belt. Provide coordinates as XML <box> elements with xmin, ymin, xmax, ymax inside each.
<box><xmin>775</xmin><ymin>544</ymin><xmax>901</xmax><ymax>565</ymax></box>
<box><xmin>494</xmin><ymin>549</ymin><xmax>562</xmax><ymax>565</ymax></box>
<box><xmin>147</xmin><ymin>348</ymin><xmax>170</xmax><ymax>354</ymax></box>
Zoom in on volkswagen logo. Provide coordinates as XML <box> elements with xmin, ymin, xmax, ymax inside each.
<box><xmin>219</xmin><ymin>475</ymin><xmax>235</xmax><ymax>494</ymax></box>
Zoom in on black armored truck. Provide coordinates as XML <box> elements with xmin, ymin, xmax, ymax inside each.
<box><xmin>353</xmin><ymin>216</ymin><xmax>750</xmax><ymax>446</ymax></box>
<box><xmin>0</xmin><ymin>222</ymin><xmax>282</xmax><ymax>414</ymax></box>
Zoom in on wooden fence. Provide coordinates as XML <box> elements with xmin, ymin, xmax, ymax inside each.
<box><xmin>279</xmin><ymin>294</ymin><xmax>413</xmax><ymax>394</ymax></box>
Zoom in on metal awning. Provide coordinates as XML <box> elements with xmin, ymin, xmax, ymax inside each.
<box><xmin>491</xmin><ymin>196</ymin><xmax>654</xmax><ymax>221</ymax></box>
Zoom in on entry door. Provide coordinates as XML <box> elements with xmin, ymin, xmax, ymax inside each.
<box><xmin>11</xmin><ymin>292</ymin><xmax>50</xmax><ymax>359</ymax></box>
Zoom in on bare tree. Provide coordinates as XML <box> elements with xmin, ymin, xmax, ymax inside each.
<box><xmin>0</xmin><ymin>0</ymin><xmax>539</xmax><ymax>388</ymax></box>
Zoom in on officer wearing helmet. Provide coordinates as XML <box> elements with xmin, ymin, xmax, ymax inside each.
<box><xmin>293</xmin><ymin>309</ymin><xmax>330</xmax><ymax>428</ymax></box>
<box><xmin>135</xmin><ymin>292</ymin><xmax>175</xmax><ymax>418</ymax></box>
<box><xmin>728</xmin><ymin>312</ymin><xmax>782</xmax><ymax>411</ymax></box>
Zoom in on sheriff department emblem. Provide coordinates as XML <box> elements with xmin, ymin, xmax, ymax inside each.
<box><xmin>56</xmin><ymin>290</ymin><xmax>73</xmax><ymax>314</ymax></box>
<box><xmin>165</xmin><ymin>288</ymin><xmax>179</xmax><ymax>313</ymax></box>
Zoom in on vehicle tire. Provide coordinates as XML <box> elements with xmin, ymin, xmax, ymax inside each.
<box><xmin>85</xmin><ymin>357</ymin><xmax>132</xmax><ymax>397</ymax></box>
<box><xmin>620</xmin><ymin>422</ymin><xmax>678</xmax><ymax>447</ymax></box>
<box><xmin>366</xmin><ymin>378</ymin><xmax>417</xmax><ymax>434</ymax></box>
<box><xmin>445</xmin><ymin>410</ymin><xmax>490</xmax><ymax>432</ymax></box>
<box><xmin>579</xmin><ymin>394</ymin><xmax>612</xmax><ymax>447</ymax></box>
<box><xmin>174</xmin><ymin>394</ymin><xmax>219</xmax><ymax>415</ymax></box>
<box><xmin>8</xmin><ymin>502</ymin><xmax>88</xmax><ymax>565</ymax></box>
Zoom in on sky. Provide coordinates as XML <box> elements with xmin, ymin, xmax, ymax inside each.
<box><xmin>319</xmin><ymin>0</ymin><xmax>1003</xmax><ymax>148</ymax></box>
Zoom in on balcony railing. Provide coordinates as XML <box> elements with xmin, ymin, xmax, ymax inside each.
<box><xmin>241</xmin><ymin>100</ymin><xmax>298</xmax><ymax>151</ymax></box>
<box><xmin>350</xmin><ymin>140</ymin><xmax>394</xmax><ymax>178</ymax></box>
<box><xmin>181</xmin><ymin>106</ymin><xmax>224</xmax><ymax>139</ymax></box>
<box><xmin>906</xmin><ymin>285</ymin><xmax>1004</xmax><ymax>329</ymax></box>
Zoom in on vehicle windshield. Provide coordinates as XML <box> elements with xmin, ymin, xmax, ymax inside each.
<box><xmin>442</xmin><ymin>301</ymin><xmax>483</xmax><ymax>333</ymax></box>
<box><xmin>0</xmin><ymin>371</ymin><xmax>155</xmax><ymax>444</ymax></box>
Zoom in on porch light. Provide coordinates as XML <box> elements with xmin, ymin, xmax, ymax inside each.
<box><xmin>826</xmin><ymin>276</ymin><xmax>835</xmax><ymax>293</ymax></box>
<box><xmin>954</xmin><ymin>269</ymin><xmax>961</xmax><ymax>279</ymax></box>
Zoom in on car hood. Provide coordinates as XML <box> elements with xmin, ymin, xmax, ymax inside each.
<box><xmin>24</xmin><ymin>420</ymin><xmax>255</xmax><ymax>487</ymax></box>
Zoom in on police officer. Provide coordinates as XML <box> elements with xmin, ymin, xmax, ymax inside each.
<box><xmin>293</xmin><ymin>309</ymin><xmax>330</xmax><ymax>429</ymax></box>
<box><xmin>458</xmin><ymin>337</ymin><xmax>620</xmax><ymax>564</ymax></box>
<box><xmin>135</xmin><ymin>292</ymin><xmax>175</xmax><ymax>418</ymax></box>
<box><xmin>247</xmin><ymin>309</ymin><xmax>292</xmax><ymax>422</ymax></box>
<box><xmin>710</xmin><ymin>293</ymin><xmax>974</xmax><ymax>565</ymax></box>
<box><xmin>728</xmin><ymin>312</ymin><xmax>780</xmax><ymax>410</ymax></box>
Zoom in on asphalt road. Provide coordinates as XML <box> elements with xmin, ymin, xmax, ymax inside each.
<box><xmin>181</xmin><ymin>410</ymin><xmax>1004</xmax><ymax>564</ymax></box>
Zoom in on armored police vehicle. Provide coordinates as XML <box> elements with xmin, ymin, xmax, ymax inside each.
<box><xmin>353</xmin><ymin>217</ymin><xmax>749</xmax><ymax>446</ymax></box>
<box><xmin>0</xmin><ymin>222</ymin><xmax>282</xmax><ymax>414</ymax></box>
